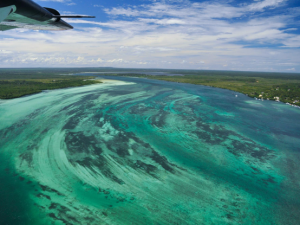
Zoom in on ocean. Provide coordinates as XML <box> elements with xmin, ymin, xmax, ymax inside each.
<box><xmin>0</xmin><ymin>76</ymin><xmax>300</xmax><ymax>225</ymax></box>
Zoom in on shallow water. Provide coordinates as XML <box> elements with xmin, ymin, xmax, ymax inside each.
<box><xmin>0</xmin><ymin>77</ymin><xmax>300</xmax><ymax>225</ymax></box>
<box><xmin>75</xmin><ymin>71</ymin><xmax>183</xmax><ymax>76</ymax></box>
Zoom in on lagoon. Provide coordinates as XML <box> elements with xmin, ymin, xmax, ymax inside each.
<box><xmin>0</xmin><ymin>77</ymin><xmax>300</xmax><ymax>225</ymax></box>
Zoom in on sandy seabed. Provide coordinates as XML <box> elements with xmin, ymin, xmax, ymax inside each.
<box><xmin>0</xmin><ymin>78</ymin><xmax>300</xmax><ymax>225</ymax></box>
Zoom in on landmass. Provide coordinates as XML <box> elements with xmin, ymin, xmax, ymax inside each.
<box><xmin>0</xmin><ymin>69</ymin><xmax>100</xmax><ymax>99</ymax></box>
<box><xmin>102</xmin><ymin>70</ymin><xmax>300</xmax><ymax>107</ymax></box>
<box><xmin>0</xmin><ymin>68</ymin><xmax>299</xmax><ymax>107</ymax></box>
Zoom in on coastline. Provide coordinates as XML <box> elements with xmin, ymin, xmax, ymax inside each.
<box><xmin>111</xmin><ymin>75</ymin><xmax>300</xmax><ymax>109</ymax></box>
<box><xmin>1</xmin><ymin>74</ymin><xmax>300</xmax><ymax>109</ymax></box>
<box><xmin>0</xmin><ymin>78</ymin><xmax>134</xmax><ymax>101</ymax></box>
<box><xmin>203</xmin><ymin>84</ymin><xmax>300</xmax><ymax>109</ymax></box>
<box><xmin>0</xmin><ymin>79</ymin><xmax>102</xmax><ymax>100</ymax></box>
<box><xmin>95</xmin><ymin>74</ymin><xmax>300</xmax><ymax>109</ymax></box>
<box><xmin>1</xmin><ymin>73</ymin><xmax>300</xmax><ymax>224</ymax></box>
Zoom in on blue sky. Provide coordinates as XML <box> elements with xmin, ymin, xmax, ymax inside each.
<box><xmin>0</xmin><ymin>0</ymin><xmax>300</xmax><ymax>72</ymax></box>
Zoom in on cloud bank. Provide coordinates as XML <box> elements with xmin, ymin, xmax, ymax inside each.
<box><xmin>0</xmin><ymin>0</ymin><xmax>299</xmax><ymax>72</ymax></box>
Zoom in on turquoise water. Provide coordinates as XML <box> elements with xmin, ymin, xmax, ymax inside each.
<box><xmin>0</xmin><ymin>77</ymin><xmax>300</xmax><ymax>225</ymax></box>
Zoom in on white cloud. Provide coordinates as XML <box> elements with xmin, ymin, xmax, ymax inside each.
<box><xmin>37</xmin><ymin>0</ymin><xmax>70</xmax><ymax>2</ymax></box>
<box><xmin>37</xmin><ymin>0</ymin><xmax>76</xmax><ymax>5</ymax></box>
<box><xmin>287</xmin><ymin>68</ymin><xmax>295</xmax><ymax>71</ymax></box>
<box><xmin>37</xmin><ymin>0</ymin><xmax>69</xmax><ymax>2</ymax></box>
<box><xmin>247</xmin><ymin>0</ymin><xmax>286</xmax><ymax>12</ymax></box>
<box><xmin>282</xmin><ymin>36</ymin><xmax>300</xmax><ymax>48</ymax></box>
<box><xmin>0</xmin><ymin>50</ymin><xmax>13</xmax><ymax>54</ymax></box>
<box><xmin>0</xmin><ymin>0</ymin><xmax>299</xmax><ymax>72</ymax></box>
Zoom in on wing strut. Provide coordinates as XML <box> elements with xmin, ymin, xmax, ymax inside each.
<box><xmin>0</xmin><ymin>6</ymin><xmax>15</xmax><ymax>23</ymax></box>
<box><xmin>52</xmin><ymin>15</ymin><xmax>95</xmax><ymax>18</ymax></box>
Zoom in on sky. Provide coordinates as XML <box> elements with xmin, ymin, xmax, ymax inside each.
<box><xmin>0</xmin><ymin>0</ymin><xmax>300</xmax><ymax>72</ymax></box>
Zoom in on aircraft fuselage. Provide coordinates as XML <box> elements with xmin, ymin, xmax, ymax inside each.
<box><xmin>0</xmin><ymin>0</ymin><xmax>73</xmax><ymax>31</ymax></box>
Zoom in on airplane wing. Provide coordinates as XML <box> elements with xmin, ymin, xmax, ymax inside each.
<box><xmin>0</xmin><ymin>24</ymin><xmax>18</xmax><ymax>31</ymax></box>
<box><xmin>0</xmin><ymin>0</ymin><xmax>95</xmax><ymax>31</ymax></box>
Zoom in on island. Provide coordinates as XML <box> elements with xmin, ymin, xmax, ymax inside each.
<box><xmin>99</xmin><ymin>69</ymin><xmax>300</xmax><ymax>107</ymax></box>
<box><xmin>1</xmin><ymin>68</ymin><xmax>299</xmax><ymax>108</ymax></box>
<box><xmin>0</xmin><ymin>68</ymin><xmax>100</xmax><ymax>99</ymax></box>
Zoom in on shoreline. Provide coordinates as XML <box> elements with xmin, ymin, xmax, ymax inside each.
<box><xmin>98</xmin><ymin>74</ymin><xmax>300</xmax><ymax>109</ymax></box>
<box><xmin>0</xmin><ymin>80</ymin><xmax>102</xmax><ymax>100</ymax></box>
<box><xmin>204</xmin><ymin>84</ymin><xmax>300</xmax><ymax>109</ymax></box>
<box><xmin>117</xmin><ymin>75</ymin><xmax>300</xmax><ymax>109</ymax></box>
<box><xmin>0</xmin><ymin>78</ymin><xmax>132</xmax><ymax>101</ymax></box>
<box><xmin>1</xmin><ymin>75</ymin><xmax>300</xmax><ymax>109</ymax></box>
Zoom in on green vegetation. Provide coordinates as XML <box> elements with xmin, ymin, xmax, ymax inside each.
<box><xmin>0</xmin><ymin>69</ymin><xmax>100</xmax><ymax>99</ymax></box>
<box><xmin>106</xmin><ymin>71</ymin><xmax>300</xmax><ymax>107</ymax></box>
<box><xmin>152</xmin><ymin>76</ymin><xmax>300</xmax><ymax>106</ymax></box>
<box><xmin>1</xmin><ymin>68</ymin><xmax>299</xmax><ymax>106</ymax></box>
